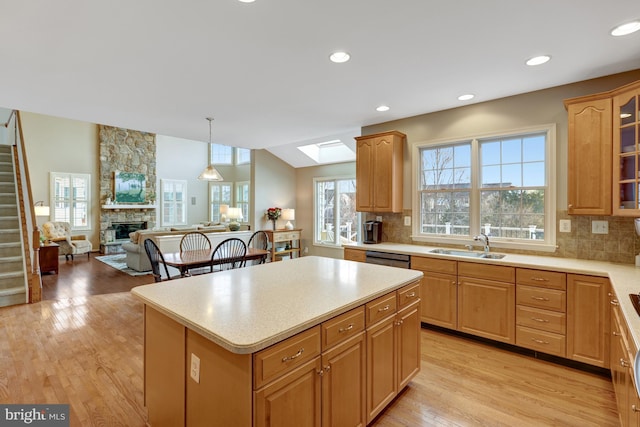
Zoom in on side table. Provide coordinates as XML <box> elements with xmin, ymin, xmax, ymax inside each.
<box><xmin>39</xmin><ymin>242</ymin><xmax>59</xmax><ymax>274</ymax></box>
<box><xmin>264</xmin><ymin>229</ymin><xmax>302</xmax><ymax>262</ymax></box>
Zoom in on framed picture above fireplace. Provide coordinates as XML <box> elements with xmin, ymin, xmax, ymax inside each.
<box><xmin>114</xmin><ymin>171</ymin><xmax>146</xmax><ymax>204</ymax></box>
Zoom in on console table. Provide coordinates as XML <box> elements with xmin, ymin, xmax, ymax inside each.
<box><xmin>264</xmin><ymin>229</ymin><xmax>301</xmax><ymax>261</ymax></box>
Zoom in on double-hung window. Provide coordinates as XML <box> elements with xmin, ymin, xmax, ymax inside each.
<box><xmin>235</xmin><ymin>181</ymin><xmax>250</xmax><ymax>223</ymax></box>
<box><xmin>50</xmin><ymin>172</ymin><xmax>91</xmax><ymax>230</ymax></box>
<box><xmin>314</xmin><ymin>176</ymin><xmax>360</xmax><ymax>246</ymax></box>
<box><xmin>161</xmin><ymin>179</ymin><xmax>187</xmax><ymax>226</ymax></box>
<box><xmin>208</xmin><ymin>182</ymin><xmax>233</xmax><ymax>223</ymax></box>
<box><xmin>414</xmin><ymin>125</ymin><xmax>556</xmax><ymax>251</ymax></box>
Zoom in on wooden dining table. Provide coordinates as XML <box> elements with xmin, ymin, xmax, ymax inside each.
<box><xmin>162</xmin><ymin>247</ymin><xmax>269</xmax><ymax>277</ymax></box>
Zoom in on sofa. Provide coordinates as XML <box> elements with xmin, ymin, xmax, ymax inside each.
<box><xmin>122</xmin><ymin>225</ymin><xmax>252</xmax><ymax>272</ymax></box>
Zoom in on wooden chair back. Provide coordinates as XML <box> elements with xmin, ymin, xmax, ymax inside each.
<box><xmin>210</xmin><ymin>238</ymin><xmax>247</xmax><ymax>272</ymax></box>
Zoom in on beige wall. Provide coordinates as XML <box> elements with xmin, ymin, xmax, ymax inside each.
<box><xmin>21</xmin><ymin>112</ymin><xmax>101</xmax><ymax>246</ymax></box>
<box><xmin>253</xmin><ymin>149</ymin><xmax>296</xmax><ymax>231</ymax></box>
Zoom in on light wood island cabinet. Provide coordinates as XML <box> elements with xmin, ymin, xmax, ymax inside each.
<box><xmin>355</xmin><ymin>131</ymin><xmax>405</xmax><ymax>213</ymax></box>
<box><xmin>134</xmin><ymin>258</ymin><xmax>422</xmax><ymax>427</ymax></box>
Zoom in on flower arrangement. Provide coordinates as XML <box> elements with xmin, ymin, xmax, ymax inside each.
<box><xmin>266</xmin><ymin>207</ymin><xmax>281</xmax><ymax>221</ymax></box>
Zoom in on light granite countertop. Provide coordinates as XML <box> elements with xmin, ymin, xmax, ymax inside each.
<box><xmin>347</xmin><ymin>242</ymin><xmax>640</xmax><ymax>351</ymax></box>
<box><xmin>131</xmin><ymin>256</ymin><xmax>423</xmax><ymax>354</ymax></box>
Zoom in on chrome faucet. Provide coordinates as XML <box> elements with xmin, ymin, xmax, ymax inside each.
<box><xmin>473</xmin><ymin>232</ymin><xmax>490</xmax><ymax>253</ymax></box>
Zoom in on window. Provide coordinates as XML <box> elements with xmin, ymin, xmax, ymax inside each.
<box><xmin>236</xmin><ymin>181</ymin><xmax>250</xmax><ymax>223</ymax></box>
<box><xmin>161</xmin><ymin>179</ymin><xmax>187</xmax><ymax>226</ymax></box>
<box><xmin>314</xmin><ymin>177</ymin><xmax>360</xmax><ymax>247</ymax></box>
<box><xmin>208</xmin><ymin>182</ymin><xmax>232</xmax><ymax>223</ymax></box>
<box><xmin>236</xmin><ymin>148</ymin><xmax>251</xmax><ymax>165</ymax></box>
<box><xmin>210</xmin><ymin>144</ymin><xmax>233</xmax><ymax>164</ymax></box>
<box><xmin>50</xmin><ymin>172</ymin><xmax>91</xmax><ymax>230</ymax></box>
<box><xmin>414</xmin><ymin>125</ymin><xmax>556</xmax><ymax>251</ymax></box>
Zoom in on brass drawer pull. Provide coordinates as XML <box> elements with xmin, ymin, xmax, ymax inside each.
<box><xmin>282</xmin><ymin>348</ymin><xmax>304</xmax><ymax>362</ymax></box>
<box><xmin>633</xmin><ymin>405</ymin><xmax>639</xmax><ymax>413</ymax></box>
<box><xmin>531</xmin><ymin>277</ymin><xmax>549</xmax><ymax>282</ymax></box>
<box><xmin>611</xmin><ymin>299</ymin><xmax>620</xmax><ymax>306</ymax></box>
<box><xmin>531</xmin><ymin>317</ymin><xmax>549</xmax><ymax>323</ymax></box>
<box><xmin>531</xmin><ymin>338</ymin><xmax>549</xmax><ymax>345</ymax></box>
<box><xmin>378</xmin><ymin>305</ymin><xmax>391</xmax><ymax>312</ymax></box>
<box><xmin>405</xmin><ymin>292</ymin><xmax>416</xmax><ymax>298</ymax></box>
<box><xmin>613</xmin><ymin>331</ymin><xmax>621</xmax><ymax>337</ymax></box>
<box><xmin>338</xmin><ymin>324</ymin><xmax>354</xmax><ymax>333</ymax></box>
<box><xmin>531</xmin><ymin>296</ymin><xmax>550</xmax><ymax>301</ymax></box>
<box><xmin>620</xmin><ymin>358</ymin><xmax>630</xmax><ymax>368</ymax></box>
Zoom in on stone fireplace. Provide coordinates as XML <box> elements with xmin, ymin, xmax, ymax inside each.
<box><xmin>99</xmin><ymin>126</ymin><xmax>157</xmax><ymax>253</ymax></box>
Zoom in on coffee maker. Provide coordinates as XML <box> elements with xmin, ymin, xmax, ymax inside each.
<box><xmin>363</xmin><ymin>220</ymin><xmax>382</xmax><ymax>244</ymax></box>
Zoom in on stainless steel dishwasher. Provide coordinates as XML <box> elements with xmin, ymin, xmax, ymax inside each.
<box><xmin>365</xmin><ymin>250</ymin><xmax>411</xmax><ymax>269</ymax></box>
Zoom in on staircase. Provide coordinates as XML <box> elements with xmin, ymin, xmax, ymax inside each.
<box><xmin>0</xmin><ymin>144</ymin><xmax>27</xmax><ymax>307</ymax></box>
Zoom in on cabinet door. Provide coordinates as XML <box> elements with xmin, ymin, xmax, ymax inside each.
<box><xmin>356</xmin><ymin>139</ymin><xmax>374</xmax><ymax>211</ymax></box>
<box><xmin>254</xmin><ymin>357</ymin><xmax>322</xmax><ymax>427</ymax></box>
<box><xmin>397</xmin><ymin>302</ymin><xmax>421</xmax><ymax>391</ymax></box>
<box><xmin>343</xmin><ymin>247</ymin><xmax>366</xmax><ymax>263</ymax></box>
<box><xmin>613</xmin><ymin>85</ymin><xmax>640</xmax><ymax>216</ymax></box>
<box><xmin>366</xmin><ymin>314</ymin><xmax>396</xmax><ymax>423</ymax></box>
<box><xmin>567</xmin><ymin>274</ymin><xmax>610</xmax><ymax>368</ymax></box>
<box><xmin>457</xmin><ymin>276</ymin><xmax>515</xmax><ymax>344</ymax></box>
<box><xmin>420</xmin><ymin>272</ymin><xmax>457</xmax><ymax>329</ymax></box>
<box><xmin>611</xmin><ymin>318</ymin><xmax>629</xmax><ymax>427</ymax></box>
<box><xmin>321</xmin><ymin>333</ymin><xmax>366</xmax><ymax>427</ymax></box>
<box><xmin>566</xmin><ymin>98</ymin><xmax>612</xmax><ymax>215</ymax></box>
<box><xmin>371</xmin><ymin>136</ymin><xmax>395</xmax><ymax>212</ymax></box>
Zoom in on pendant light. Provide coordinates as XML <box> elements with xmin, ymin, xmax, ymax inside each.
<box><xmin>198</xmin><ymin>117</ymin><xmax>224</xmax><ymax>181</ymax></box>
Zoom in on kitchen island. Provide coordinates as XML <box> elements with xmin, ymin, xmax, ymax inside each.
<box><xmin>132</xmin><ymin>256</ymin><xmax>423</xmax><ymax>427</ymax></box>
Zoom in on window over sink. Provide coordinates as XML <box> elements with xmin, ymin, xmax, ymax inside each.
<box><xmin>412</xmin><ymin>124</ymin><xmax>556</xmax><ymax>252</ymax></box>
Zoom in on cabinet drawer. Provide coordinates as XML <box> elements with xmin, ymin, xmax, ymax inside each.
<box><xmin>366</xmin><ymin>293</ymin><xmax>397</xmax><ymax>326</ymax></box>
<box><xmin>516</xmin><ymin>268</ymin><xmax>566</xmax><ymax>290</ymax></box>
<box><xmin>398</xmin><ymin>281</ymin><xmax>420</xmax><ymax>310</ymax></box>
<box><xmin>411</xmin><ymin>256</ymin><xmax>457</xmax><ymax>275</ymax></box>
<box><xmin>344</xmin><ymin>248</ymin><xmax>366</xmax><ymax>263</ymax></box>
<box><xmin>273</xmin><ymin>231</ymin><xmax>300</xmax><ymax>242</ymax></box>
<box><xmin>516</xmin><ymin>305</ymin><xmax>566</xmax><ymax>334</ymax></box>
<box><xmin>517</xmin><ymin>285</ymin><xmax>566</xmax><ymax>312</ymax></box>
<box><xmin>458</xmin><ymin>262</ymin><xmax>515</xmax><ymax>282</ymax></box>
<box><xmin>253</xmin><ymin>326</ymin><xmax>321</xmax><ymax>389</ymax></box>
<box><xmin>516</xmin><ymin>326</ymin><xmax>566</xmax><ymax>357</ymax></box>
<box><xmin>322</xmin><ymin>306</ymin><xmax>365</xmax><ymax>350</ymax></box>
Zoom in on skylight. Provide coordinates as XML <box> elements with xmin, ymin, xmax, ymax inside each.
<box><xmin>297</xmin><ymin>140</ymin><xmax>356</xmax><ymax>164</ymax></box>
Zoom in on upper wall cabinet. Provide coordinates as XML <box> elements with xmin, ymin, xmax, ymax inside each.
<box><xmin>355</xmin><ymin>131</ymin><xmax>405</xmax><ymax>213</ymax></box>
<box><xmin>565</xmin><ymin>96</ymin><xmax>612</xmax><ymax>215</ymax></box>
<box><xmin>613</xmin><ymin>81</ymin><xmax>640</xmax><ymax>216</ymax></box>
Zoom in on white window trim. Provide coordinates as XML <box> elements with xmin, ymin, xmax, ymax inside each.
<box><xmin>49</xmin><ymin>172</ymin><xmax>91</xmax><ymax>231</ymax></box>
<box><xmin>411</xmin><ymin>123</ymin><xmax>557</xmax><ymax>252</ymax></box>
<box><xmin>160</xmin><ymin>179</ymin><xmax>188</xmax><ymax>226</ymax></box>
<box><xmin>235</xmin><ymin>181</ymin><xmax>250</xmax><ymax>223</ymax></box>
<box><xmin>313</xmin><ymin>175</ymin><xmax>361</xmax><ymax>249</ymax></box>
<box><xmin>208</xmin><ymin>181</ymin><xmax>233</xmax><ymax>223</ymax></box>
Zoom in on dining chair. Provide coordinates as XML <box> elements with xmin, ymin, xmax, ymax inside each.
<box><xmin>247</xmin><ymin>230</ymin><xmax>269</xmax><ymax>264</ymax></box>
<box><xmin>210</xmin><ymin>238</ymin><xmax>247</xmax><ymax>272</ymax></box>
<box><xmin>144</xmin><ymin>238</ymin><xmax>180</xmax><ymax>282</ymax></box>
<box><xmin>180</xmin><ymin>231</ymin><xmax>212</xmax><ymax>252</ymax></box>
<box><xmin>180</xmin><ymin>231</ymin><xmax>212</xmax><ymax>275</ymax></box>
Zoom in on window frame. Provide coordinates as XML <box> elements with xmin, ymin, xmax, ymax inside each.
<box><xmin>208</xmin><ymin>181</ymin><xmax>233</xmax><ymax>223</ymax></box>
<box><xmin>235</xmin><ymin>181</ymin><xmax>250</xmax><ymax>224</ymax></box>
<box><xmin>49</xmin><ymin>172</ymin><xmax>91</xmax><ymax>231</ymax></box>
<box><xmin>411</xmin><ymin>124</ymin><xmax>557</xmax><ymax>252</ymax></box>
<box><xmin>160</xmin><ymin>179</ymin><xmax>188</xmax><ymax>227</ymax></box>
<box><xmin>313</xmin><ymin>175</ymin><xmax>361</xmax><ymax>248</ymax></box>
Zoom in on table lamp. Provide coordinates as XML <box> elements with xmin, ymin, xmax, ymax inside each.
<box><xmin>219</xmin><ymin>204</ymin><xmax>229</xmax><ymax>223</ymax></box>
<box><xmin>282</xmin><ymin>209</ymin><xmax>295</xmax><ymax>230</ymax></box>
<box><xmin>227</xmin><ymin>207</ymin><xmax>243</xmax><ymax>231</ymax></box>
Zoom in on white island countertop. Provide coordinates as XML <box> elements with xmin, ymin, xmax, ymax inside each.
<box><xmin>347</xmin><ymin>242</ymin><xmax>640</xmax><ymax>352</ymax></box>
<box><xmin>131</xmin><ymin>256</ymin><xmax>423</xmax><ymax>354</ymax></box>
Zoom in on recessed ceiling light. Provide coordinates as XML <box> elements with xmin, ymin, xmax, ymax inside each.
<box><xmin>457</xmin><ymin>94</ymin><xmax>474</xmax><ymax>101</ymax></box>
<box><xmin>611</xmin><ymin>20</ymin><xmax>640</xmax><ymax>36</ymax></box>
<box><xmin>238</xmin><ymin>0</ymin><xmax>255</xmax><ymax>2</ymax></box>
<box><xmin>376</xmin><ymin>105</ymin><xmax>390</xmax><ymax>112</ymax></box>
<box><xmin>526</xmin><ymin>55</ymin><xmax>551</xmax><ymax>66</ymax></box>
<box><xmin>329</xmin><ymin>51</ymin><xmax>350</xmax><ymax>63</ymax></box>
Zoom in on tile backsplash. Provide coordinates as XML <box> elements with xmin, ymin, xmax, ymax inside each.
<box><xmin>369</xmin><ymin>210</ymin><xmax>640</xmax><ymax>265</ymax></box>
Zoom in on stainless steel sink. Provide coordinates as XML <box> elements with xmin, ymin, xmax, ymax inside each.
<box><xmin>429</xmin><ymin>248</ymin><xmax>506</xmax><ymax>259</ymax></box>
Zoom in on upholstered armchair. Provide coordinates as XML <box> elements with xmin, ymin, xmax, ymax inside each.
<box><xmin>42</xmin><ymin>221</ymin><xmax>92</xmax><ymax>261</ymax></box>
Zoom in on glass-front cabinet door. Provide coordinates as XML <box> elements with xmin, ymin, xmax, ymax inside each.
<box><xmin>613</xmin><ymin>85</ymin><xmax>640</xmax><ymax>216</ymax></box>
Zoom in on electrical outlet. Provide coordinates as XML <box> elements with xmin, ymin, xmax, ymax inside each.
<box><xmin>404</xmin><ymin>216</ymin><xmax>411</xmax><ymax>226</ymax></box>
<box><xmin>559</xmin><ymin>219</ymin><xmax>571</xmax><ymax>233</ymax></box>
<box><xmin>190</xmin><ymin>353</ymin><xmax>200</xmax><ymax>383</ymax></box>
<box><xmin>591</xmin><ymin>220</ymin><xmax>609</xmax><ymax>234</ymax></box>
<box><xmin>375</xmin><ymin>216</ymin><xmax>382</xmax><ymax>222</ymax></box>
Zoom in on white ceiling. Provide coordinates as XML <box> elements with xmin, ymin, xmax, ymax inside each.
<box><xmin>0</xmin><ymin>1</ymin><xmax>639</xmax><ymax>167</ymax></box>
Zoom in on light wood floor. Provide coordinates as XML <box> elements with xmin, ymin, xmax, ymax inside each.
<box><xmin>1</xmin><ymin>257</ymin><xmax>620</xmax><ymax>426</ymax></box>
